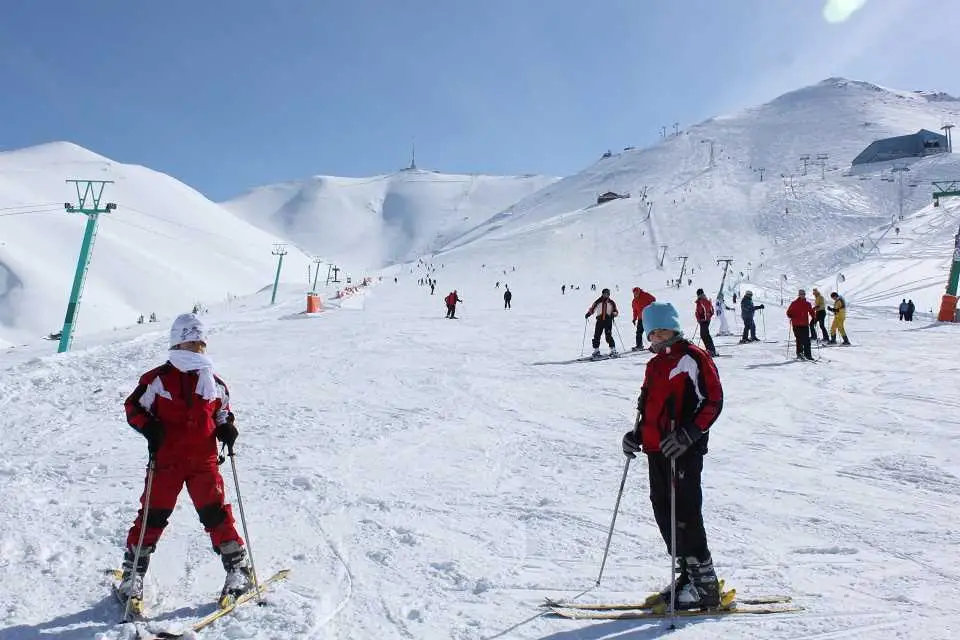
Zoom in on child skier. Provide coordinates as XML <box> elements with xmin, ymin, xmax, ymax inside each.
<box><xmin>585</xmin><ymin>288</ymin><xmax>619</xmax><ymax>357</ymax></box>
<box><xmin>622</xmin><ymin>302</ymin><xmax>724</xmax><ymax>609</ymax></box>
<box><xmin>828</xmin><ymin>292</ymin><xmax>850</xmax><ymax>344</ymax></box>
<box><xmin>118</xmin><ymin>313</ymin><xmax>252</xmax><ymax>609</ymax></box>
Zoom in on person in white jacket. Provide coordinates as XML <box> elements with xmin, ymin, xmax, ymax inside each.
<box><xmin>715</xmin><ymin>293</ymin><xmax>734</xmax><ymax>336</ymax></box>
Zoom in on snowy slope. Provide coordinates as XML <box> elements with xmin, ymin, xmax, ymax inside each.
<box><xmin>0</xmin><ymin>142</ymin><xmax>313</xmax><ymax>348</ymax></box>
<box><xmin>441</xmin><ymin>78</ymin><xmax>960</xmax><ymax>309</ymax></box>
<box><xmin>0</xmin><ymin>273</ymin><xmax>957</xmax><ymax>640</ymax></box>
<box><xmin>222</xmin><ymin>169</ymin><xmax>557</xmax><ymax>269</ymax></box>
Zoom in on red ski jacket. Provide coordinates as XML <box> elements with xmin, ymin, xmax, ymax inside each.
<box><xmin>632</xmin><ymin>289</ymin><xmax>656</xmax><ymax>322</ymax></box>
<box><xmin>786</xmin><ymin>298</ymin><xmax>816</xmax><ymax>327</ymax></box>
<box><xmin>695</xmin><ymin>297</ymin><xmax>714</xmax><ymax>322</ymax></box>
<box><xmin>124</xmin><ymin>363</ymin><xmax>232</xmax><ymax>464</ymax></box>
<box><xmin>637</xmin><ymin>340</ymin><xmax>723</xmax><ymax>453</ymax></box>
<box><xmin>587</xmin><ymin>297</ymin><xmax>619</xmax><ymax>320</ymax></box>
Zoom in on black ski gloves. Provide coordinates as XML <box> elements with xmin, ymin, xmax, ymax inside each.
<box><xmin>756</xmin><ymin>304</ymin><xmax>765</xmax><ymax>310</ymax></box>
<box><xmin>585</xmin><ymin>312</ymin><xmax>591</xmax><ymax>319</ymax></box>
<box><xmin>660</xmin><ymin>423</ymin><xmax>703</xmax><ymax>460</ymax></box>
<box><xmin>622</xmin><ymin>430</ymin><xmax>642</xmax><ymax>458</ymax></box>
<box><xmin>215</xmin><ymin>413</ymin><xmax>238</xmax><ymax>448</ymax></box>
<box><xmin>141</xmin><ymin>420</ymin><xmax>164</xmax><ymax>456</ymax></box>
<box><xmin>827</xmin><ymin>306</ymin><xmax>835</xmax><ymax>313</ymax></box>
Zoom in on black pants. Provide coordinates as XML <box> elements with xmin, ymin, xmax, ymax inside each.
<box><xmin>793</xmin><ymin>325</ymin><xmax>812</xmax><ymax>358</ymax></box>
<box><xmin>648</xmin><ymin>452</ymin><xmax>710</xmax><ymax>562</ymax></box>
<box><xmin>698</xmin><ymin>321</ymin><xmax>716</xmax><ymax>355</ymax></box>
<box><xmin>592</xmin><ymin>317</ymin><xmax>615</xmax><ymax>349</ymax></box>
<box><xmin>635</xmin><ymin>320</ymin><xmax>644</xmax><ymax>349</ymax></box>
<box><xmin>810</xmin><ymin>310</ymin><xmax>828</xmax><ymax>340</ymax></box>
<box><xmin>504</xmin><ymin>299</ymin><xmax>511</xmax><ymax>309</ymax></box>
<box><xmin>446</xmin><ymin>304</ymin><xmax>456</xmax><ymax>318</ymax></box>
<box><xmin>741</xmin><ymin>317</ymin><xmax>757</xmax><ymax>341</ymax></box>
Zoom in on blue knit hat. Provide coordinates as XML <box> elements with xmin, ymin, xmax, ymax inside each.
<box><xmin>641</xmin><ymin>302</ymin><xmax>683</xmax><ymax>338</ymax></box>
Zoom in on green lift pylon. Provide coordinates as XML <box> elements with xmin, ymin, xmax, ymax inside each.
<box><xmin>58</xmin><ymin>180</ymin><xmax>117</xmax><ymax>353</ymax></box>
<box><xmin>270</xmin><ymin>243</ymin><xmax>288</xmax><ymax>305</ymax></box>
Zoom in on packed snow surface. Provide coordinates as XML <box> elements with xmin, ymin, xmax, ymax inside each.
<box><xmin>0</xmin><ymin>273</ymin><xmax>957</xmax><ymax>639</ymax></box>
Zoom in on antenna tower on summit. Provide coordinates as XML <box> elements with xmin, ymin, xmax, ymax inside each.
<box><xmin>409</xmin><ymin>139</ymin><xmax>417</xmax><ymax>170</ymax></box>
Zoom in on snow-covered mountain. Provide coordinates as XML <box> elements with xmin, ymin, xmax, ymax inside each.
<box><xmin>222</xmin><ymin>169</ymin><xmax>557</xmax><ymax>268</ymax></box>
<box><xmin>438</xmin><ymin>78</ymin><xmax>960</xmax><ymax>313</ymax></box>
<box><xmin>0</xmin><ymin>142</ymin><xmax>313</xmax><ymax>347</ymax></box>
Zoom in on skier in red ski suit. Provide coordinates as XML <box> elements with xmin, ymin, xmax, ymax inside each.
<box><xmin>631</xmin><ymin>287</ymin><xmax>656</xmax><ymax>350</ymax></box>
<box><xmin>118</xmin><ymin>313</ymin><xmax>252</xmax><ymax>603</ymax></box>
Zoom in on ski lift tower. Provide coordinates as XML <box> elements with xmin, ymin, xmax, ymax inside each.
<box><xmin>716</xmin><ymin>257</ymin><xmax>734</xmax><ymax>299</ymax></box>
<box><xmin>325</xmin><ymin>264</ymin><xmax>342</xmax><ymax>286</ymax></box>
<box><xmin>58</xmin><ymin>180</ymin><xmax>117</xmax><ymax>353</ymax></box>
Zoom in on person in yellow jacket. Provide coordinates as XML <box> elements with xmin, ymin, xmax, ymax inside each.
<box><xmin>828</xmin><ymin>292</ymin><xmax>851</xmax><ymax>345</ymax></box>
<box><xmin>810</xmin><ymin>288</ymin><xmax>828</xmax><ymax>342</ymax></box>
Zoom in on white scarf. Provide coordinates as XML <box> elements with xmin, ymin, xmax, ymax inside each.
<box><xmin>168</xmin><ymin>350</ymin><xmax>218</xmax><ymax>400</ymax></box>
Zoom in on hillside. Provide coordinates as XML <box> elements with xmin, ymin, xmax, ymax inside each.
<box><xmin>222</xmin><ymin>169</ymin><xmax>557</xmax><ymax>269</ymax></box>
<box><xmin>0</xmin><ymin>142</ymin><xmax>312</xmax><ymax>348</ymax></box>
<box><xmin>438</xmin><ymin>78</ymin><xmax>960</xmax><ymax>312</ymax></box>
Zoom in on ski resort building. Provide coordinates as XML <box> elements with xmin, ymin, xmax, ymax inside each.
<box><xmin>852</xmin><ymin>129</ymin><xmax>948</xmax><ymax>166</ymax></box>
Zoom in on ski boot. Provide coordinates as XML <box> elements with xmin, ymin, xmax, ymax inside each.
<box><xmin>643</xmin><ymin>559</ymin><xmax>689</xmax><ymax>608</ymax></box>
<box><xmin>591</xmin><ymin>348</ymin><xmax>602</xmax><ymax>359</ymax></box>
<box><xmin>219</xmin><ymin>540</ymin><xmax>255</xmax><ymax>607</ymax></box>
<box><xmin>118</xmin><ymin>544</ymin><xmax>153</xmax><ymax>618</ymax></box>
<box><xmin>676</xmin><ymin>554</ymin><xmax>722</xmax><ymax>610</ymax></box>
<box><xmin>609</xmin><ymin>348</ymin><xmax>619</xmax><ymax>358</ymax></box>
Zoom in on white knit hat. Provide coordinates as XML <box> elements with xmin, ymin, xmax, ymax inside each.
<box><xmin>170</xmin><ymin>313</ymin><xmax>207</xmax><ymax>348</ymax></box>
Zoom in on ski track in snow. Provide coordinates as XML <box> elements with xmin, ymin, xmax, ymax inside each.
<box><xmin>1</xmin><ymin>277</ymin><xmax>959</xmax><ymax>640</ymax></box>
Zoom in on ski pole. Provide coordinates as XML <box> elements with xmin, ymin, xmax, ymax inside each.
<box><xmin>668</xmin><ymin>453</ymin><xmax>678</xmax><ymax>630</ymax></box>
<box><xmin>596</xmin><ymin>456</ymin><xmax>632</xmax><ymax>586</ymax></box>
<box><xmin>760</xmin><ymin>308</ymin><xmax>766</xmax><ymax>340</ymax></box>
<box><xmin>227</xmin><ymin>445</ymin><xmax>263</xmax><ymax>605</ymax></box>
<box><xmin>580</xmin><ymin>318</ymin><xmax>589</xmax><ymax>357</ymax></box>
<box><xmin>124</xmin><ymin>456</ymin><xmax>156</xmax><ymax>622</ymax></box>
<box><xmin>613</xmin><ymin>319</ymin><xmax>626</xmax><ymax>352</ymax></box>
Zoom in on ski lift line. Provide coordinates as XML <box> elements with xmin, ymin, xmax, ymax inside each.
<box><xmin>108</xmin><ymin>215</ymin><xmax>272</xmax><ymax>252</ymax></box>
<box><xmin>0</xmin><ymin>201</ymin><xmax>62</xmax><ymax>212</ymax></box>
<box><xmin>0</xmin><ymin>208</ymin><xmax>62</xmax><ymax>218</ymax></box>
<box><xmin>122</xmin><ymin>205</ymin><xmax>268</xmax><ymax>247</ymax></box>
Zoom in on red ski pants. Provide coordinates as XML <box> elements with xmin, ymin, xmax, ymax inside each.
<box><xmin>125</xmin><ymin>459</ymin><xmax>243</xmax><ymax>550</ymax></box>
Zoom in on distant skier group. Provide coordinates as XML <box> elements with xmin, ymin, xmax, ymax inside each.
<box><xmin>898</xmin><ymin>299</ymin><xmax>916</xmax><ymax>321</ymax></box>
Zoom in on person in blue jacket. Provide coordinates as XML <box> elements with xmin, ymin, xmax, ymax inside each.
<box><xmin>739</xmin><ymin>291</ymin><xmax>764</xmax><ymax>343</ymax></box>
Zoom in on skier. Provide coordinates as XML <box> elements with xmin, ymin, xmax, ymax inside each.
<box><xmin>906</xmin><ymin>299</ymin><xmax>915</xmax><ymax>321</ymax></box>
<box><xmin>445</xmin><ymin>290</ymin><xmax>462</xmax><ymax>318</ymax></box>
<box><xmin>430</xmin><ymin>281</ymin><xmax>436</xmax><ymax>295</ymax></box>
<box><xmin>786</xmin><ymin>289</ymin><xmax>815</xmax><ymax>360</ymax></box>
<box><xmin>739</xmin><ymin>291</ymin><xmax>764</xmax><ymax>343</ymax></box>
<box><xmin>715</xmin><ymin>293</ymin><xmax>734</xmax><ymax>336</ymax></box>
<box><xmin>899</xmin><ymin>299</ymin><xmax>908</xmax><ymax>321</ymax></box>
<box><xmin>621</xmin><ymin>302</ymin><xmax>724</xmax><ymax>609</ymax></box>
<box><xmin>694</xmin><ymin>289</ymin><xmax>718</xmax><ymax>357</ymax></box>
<box><xmin>561</xmin><ymin>284</ymin><xmax>566</xmax><ymax>295</ymax></box>
<box><xmin>585</xmin><ymin>288</ymin><xmax>619</xmax><ymax>358</ymax></box>
<box><xmin>503</xmin><ymin>287</ymin><xmax>512</xmax><ymax>309</ymax></box>
<box><xmin>828</xmin><ymin>292</ymin><xmax>850</xmax><ymax>344</ymax></box>
<box><xmin>631</xmin><ymin>287</ymin><xmax>656</xmax><ymax>351</ymax></box>
<box><xmin>118</xmin><ymin>313</ymin><xmax>252</xmax><ymax>607</ymax></box>
<box><xmin>810</xmin><ymin>288</ymin><xmax>828</xmax><ymax>342</ymax></box>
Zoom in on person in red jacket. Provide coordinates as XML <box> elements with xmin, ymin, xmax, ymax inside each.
<box><xmin>631</xmin><ymin>287</ymin><xmax>656</xmax><ymax>351</ymax></box>
<box><xmin>585</xmin><ymin>288</ymin><xmax>619</xmax><ymax>357</ymax></box>
<box><xmin>786</xmin><ymin>289</ymin><xmax>816</xmax><ymax>360</ymax></box>
<box><xmin>694</xmin><ymin>288</ymin><xmax>718</xmax><ymax>357</ymax></box>
<box><xmin>118</xmin><ymin>313</ymin><xmax>252</xmax><ymax>607</ymax></box>
<box><xmin>445</xmin><ymin>290</ymin><xmax>462</xmax><ymax>318</ymax></box>
<box><xmin>622</xmin><ymin>302</ymin><xmax>724</xmax><ymax>610</ymax></box>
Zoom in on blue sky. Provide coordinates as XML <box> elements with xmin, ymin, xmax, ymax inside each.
<box><xmin>1</xmin><ymin>0</ymin><xmax>956</xmax><ymax>200</ymax></box>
